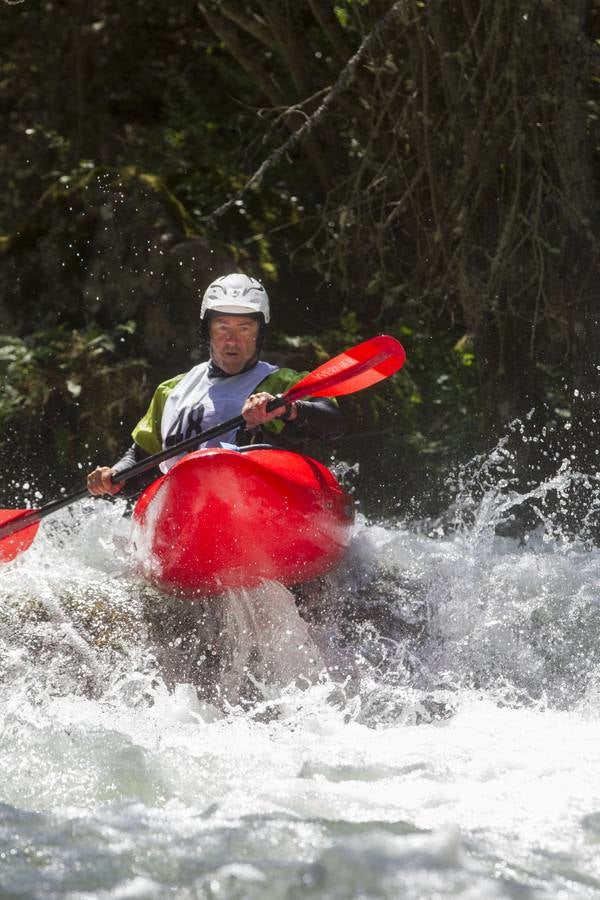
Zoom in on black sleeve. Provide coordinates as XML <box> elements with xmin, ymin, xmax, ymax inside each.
<box><xmin>286</xmin><ymin>398</ymin><xmax>344</xmax><ymax>439</ymax></box>
<box><xmin>111</xmin><ymin>443</ymin><xmax>161</xmax><ymax>496</ymax></box>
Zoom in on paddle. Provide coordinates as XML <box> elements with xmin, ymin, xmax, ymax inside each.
<box><xmin>0</xmin><ymin>334</ymin><xmax>406</xmax><ymax>562</ymax></box>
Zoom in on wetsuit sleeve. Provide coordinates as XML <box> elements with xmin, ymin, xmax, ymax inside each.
<box><xmin>289</xmin><ymin>398</ymin><xmax>343</xmax><ymax>438</ymax></box>
<box><xmin>131</xmin><ymin>374</ymin><xmax>185</xmax><ymax>455</ymax></box>
<box><xmin>107</xmin><ymin>373</ymin><xmax>184</xmax><ymax>496</ymax></box>
<box><xmin>110</xmin><ymin>443</ymin><xmax>159</xmax><ymax>497</ymax></box>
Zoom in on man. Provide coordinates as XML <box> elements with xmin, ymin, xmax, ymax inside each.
<box><xmin>87</xmin><ymin>273</ymin><xmax>342</xmax><ymax>495</ymax></box>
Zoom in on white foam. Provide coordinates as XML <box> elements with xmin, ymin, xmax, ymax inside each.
<box><xmin>2</xmin><ymin>472</ymin><xmax>600</xmax><ymax>897</ymax></box>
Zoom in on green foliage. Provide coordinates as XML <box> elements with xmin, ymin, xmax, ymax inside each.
<box><xmin>1</xmin><ymin>0</ymin><xmax>599</xmax><ymax>512</ymax></box>
<box><xmin>334</xmin><ymin>7</ymin><xmax>351</xmax><ymax>28</ymax></box>
<box><xmin>0</xmin><ymin>324</ymin><xmax>150</xmax><ymax>501</ymax></box>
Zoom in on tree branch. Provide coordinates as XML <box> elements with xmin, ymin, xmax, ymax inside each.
<box><xmin>197</xmin><ymin>2</ymin><xmax>282</xmax><ymax>105</ymax></box>
<box><xmin>307</xmin><ymin>0</ymin><xmax>353</xmax><ymax>64</ymax></box>
<box><xmin>256</xmin><ymin>0</ymin><xmax>311</xmax><ymax>97</ymax></box>
<box><xmin>217</xmin><ymin>1</ymin><xmax>274</xmax><ymax>50</ymax></box>
<box><xmin>201</xmin><ymin>1</ymin><xmax>405</xmax><ymax>226</ymax></box>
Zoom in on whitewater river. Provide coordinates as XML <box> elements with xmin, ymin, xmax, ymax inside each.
<box><xmin>2</xmin><ymin>454</ymin><xmax>600</xmax><ymax>899</ymax></box>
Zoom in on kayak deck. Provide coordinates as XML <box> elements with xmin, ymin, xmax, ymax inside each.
<box><xmin>132</xmin><ymin>447</ymin><xmax>354</xmax><ymax>595</ymax></box>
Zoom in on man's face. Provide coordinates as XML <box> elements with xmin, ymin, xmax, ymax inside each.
<box><xmin>209</xmin><ymin>315</ymin><xmax>260</xmax><ymax>374</ymax></box>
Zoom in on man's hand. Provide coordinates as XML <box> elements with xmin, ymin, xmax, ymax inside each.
<box><xmin>87</xmin><ymin>466</ymin><xmax>123</xmax><ymax>496</ymax></box>
<box><xmin>242</xmin><ymin>392</ymin><xmax>298</xmax><ymax>428</ymax></box>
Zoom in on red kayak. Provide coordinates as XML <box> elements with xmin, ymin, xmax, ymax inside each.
<box><xmin>131</xmin><ymin>447</ymin><xmax>355</xmax><ymax>596</ymax></box>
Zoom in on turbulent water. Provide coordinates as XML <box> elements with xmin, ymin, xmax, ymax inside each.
<box><xmin>2</xmin><ymin>449</ymin><xmax>600</xmax><ymax>899</ymax></box>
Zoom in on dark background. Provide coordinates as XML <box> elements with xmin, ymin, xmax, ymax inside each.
<box><xmin>1</xmin><ymin>0</ymin><xmax>599</xmax><ymax>522</ymax></box>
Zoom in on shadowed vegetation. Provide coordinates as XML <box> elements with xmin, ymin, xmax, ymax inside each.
<box><xmin>1</xmin><ymin>0</ymin><xmax>599</xmax><ymax>515</ymax></box>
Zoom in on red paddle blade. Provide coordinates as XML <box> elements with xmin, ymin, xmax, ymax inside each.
<box><xmin>0</xmin><ymin>509</ymin><xmax>41</xmax><ymax>562</ymax></box>
<box><xmin>285</xmin><ymin>335</ymin><xmax>406</xmax><ymax>402</ymax></box>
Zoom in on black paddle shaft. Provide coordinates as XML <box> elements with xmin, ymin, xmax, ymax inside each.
<box><xmin>0</xmin><ymin>396</ymin><xmax>290</xmax><ymax>539</ymax></box>
<box><xmin>0</xmin><ymin>335</ymin><xmax>408</xmax><ymax>546</ymax></box>
<box><xmin>109</xmin><ymin>394</ymin><xmax>289</xmax><ymax>485</ymax></box>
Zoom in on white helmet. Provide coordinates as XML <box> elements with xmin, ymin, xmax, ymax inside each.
<box><xmin>200</xmin><ymin>273</ymin><xmax>270</xmax><ymax>323</ymax></box>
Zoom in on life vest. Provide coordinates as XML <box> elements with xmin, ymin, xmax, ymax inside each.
<box><xmin>159</xmin><ymin>360</ymin><xmax>278</xmax><ymax>471</ymax></box>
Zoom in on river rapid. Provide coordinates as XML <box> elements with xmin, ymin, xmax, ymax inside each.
<box><xmin>2</xmin><ymin>449</ymin><xmax>600</xmax><ymax>899</ymax></box>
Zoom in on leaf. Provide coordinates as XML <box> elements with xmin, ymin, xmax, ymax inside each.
<box><xmin>334</xmin><ymin>6</ymin><xmax>350</xmax><ymax>28</ymax></box>
<box><xmin>66</xmin><ymin>380</ymin><xmax>82</xmax><ymax>397</ymax></box>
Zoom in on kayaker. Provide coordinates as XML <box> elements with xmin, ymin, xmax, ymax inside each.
<box><xmin>87</xmin><ymin>273</ymin><xmax>342</xmax><ymax>496</ymax></box>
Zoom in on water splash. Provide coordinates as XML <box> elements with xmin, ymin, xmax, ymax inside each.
<box><xmin>2</xmin><ymin>442</ymin><xmax>600</xmax><ymax>897</ymax></box>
